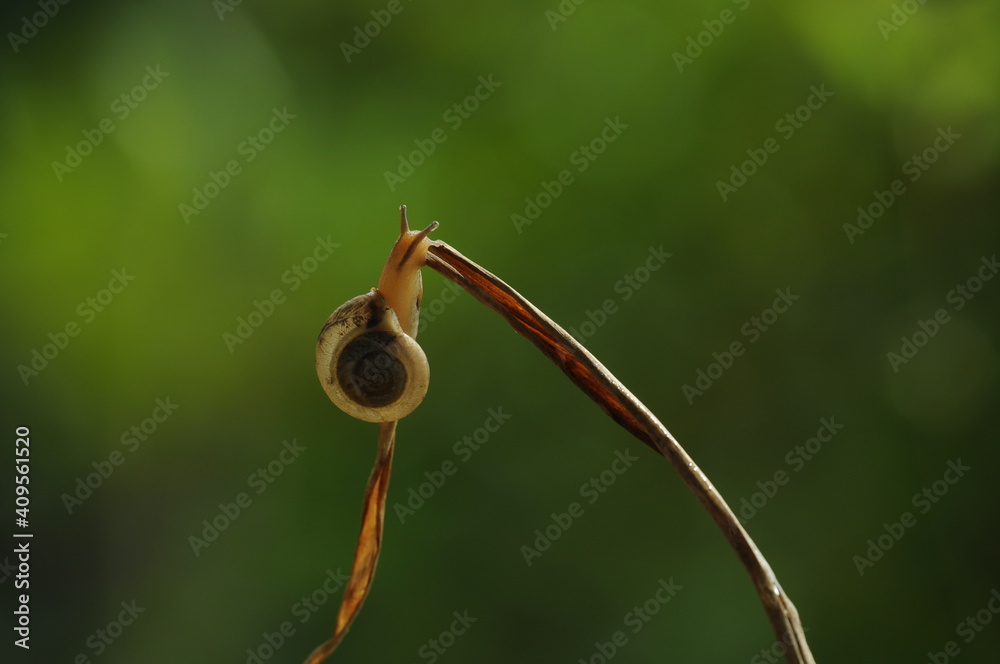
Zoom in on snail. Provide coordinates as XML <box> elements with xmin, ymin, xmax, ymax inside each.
<box><xmin>315</xmin><ymin>208</ymin><xmax>438</xmax><ymax>423</ymax></box>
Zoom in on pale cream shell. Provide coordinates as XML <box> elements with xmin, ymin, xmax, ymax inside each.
<box><xmin>315</xmin><ymin>290</ymin><xmax>429</xmax><ymax>423</ymax></box>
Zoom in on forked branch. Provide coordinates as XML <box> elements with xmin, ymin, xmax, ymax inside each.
<box><xmin>305</xmin><ymin>230</ymin><xmax>816</xmax><ymax>664</ymax></box>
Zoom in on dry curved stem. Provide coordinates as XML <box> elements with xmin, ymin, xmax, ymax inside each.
<box><xmin>306</xmin><ymin>232</ymin><xmax>816</xmax><ymax>664</ymax></box>
<box><xmin>303</xmin><ymin>422</ymin><xmax>396</xmax><ymax>664</ymax></box>
<box><xmin>423</xmin><ymin>240</ymin><xmax>817</xmax><ymax>664</ymax></box>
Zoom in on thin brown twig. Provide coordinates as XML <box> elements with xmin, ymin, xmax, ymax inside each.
<box><xmin>303</xmin><ymin>422</ymin><xmax>397</xmax><ymax>664</ymax></box>
<box><xmin>424</xmin><ymin>240</ymin><xmax>816</xmax><ymax>664</ymax></box>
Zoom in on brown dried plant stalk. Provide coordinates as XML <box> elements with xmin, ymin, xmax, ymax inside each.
<box><xmin>303</xmin><ymin>422</ymin><xmax>396</xmax><ymax>663</ymax></box>
<box><xmin>305</xmin><ymin>228</ymin><xmax>816</xmax><ymax>664</ymax></box>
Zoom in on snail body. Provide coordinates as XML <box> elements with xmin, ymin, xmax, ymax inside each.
<box><xmin>315</xmin><ymin>208</ymin><xmax>438</xmax><ymax>422</ymax></box>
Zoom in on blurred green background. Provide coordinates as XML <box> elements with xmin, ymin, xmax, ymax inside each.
<box><xmin>3</xmin><ymin>1</ymin><xmax>999</xmax><ymax>662</ymax></box>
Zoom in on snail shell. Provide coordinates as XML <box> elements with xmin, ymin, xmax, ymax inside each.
<box><xmin>315</xmin><ymin>289</ymin><xmax>429</xmax><ymax>423</ymax></box>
